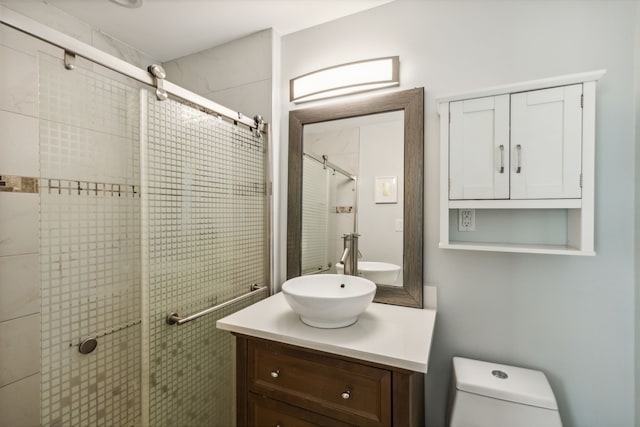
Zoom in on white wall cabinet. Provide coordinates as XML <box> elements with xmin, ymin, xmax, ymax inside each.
<box><xmin>439</xmin><ymin>70</ymin><xmax>605</xmax><ymax>255</ymax></box>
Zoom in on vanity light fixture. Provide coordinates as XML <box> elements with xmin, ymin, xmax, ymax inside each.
<box><xmin>290</xmin><ymin>56</ymin><xmax>399</xmax><ymax>103</ymax></box>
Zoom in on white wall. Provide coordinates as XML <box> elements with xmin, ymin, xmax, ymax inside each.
<box><xmin>280</xmin><ymin>1</ymin><xmax>637</xmax><ymax>426</ymax></box>
<box><xmin>358</xmin><ymin>119</ymin><xmax>404</xmax><ymax>276</ymax></box>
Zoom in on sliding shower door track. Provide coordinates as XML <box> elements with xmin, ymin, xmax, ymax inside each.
<box><xmin>0</xmin><ymin>4</ymin><xmax>259</xmax><ymax>130</ymax></box>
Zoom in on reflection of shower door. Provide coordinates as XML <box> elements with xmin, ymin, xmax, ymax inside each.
<box><xmin>301</xmin><ymin>156</ymin><xmax>330</xmax><ymax>274</ymax></box>
<box><xmin>141</xmin><ymin>92</ymin><xmax>269</xmax><ymax>426</ymax></box>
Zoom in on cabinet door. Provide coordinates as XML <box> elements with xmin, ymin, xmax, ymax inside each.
<box><xmin>510</xmin><ymin>84</ymin><xmax>583</xmax><ymax>199</ymax></box>
<box><xmin>248</xmin><ymin>339</ymin><xmax>391</xmax><ymax>427</ymax></box>
<box><xmin>449</xmin><ymin>95</ymin><xmax>510</xmax><ymax>200</ymax></box>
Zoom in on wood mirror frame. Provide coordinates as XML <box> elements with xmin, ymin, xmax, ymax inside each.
<box><xmin>287</xmin><ymin>88</ymin><xmax>424</xmax><ymax>308</ymax></box>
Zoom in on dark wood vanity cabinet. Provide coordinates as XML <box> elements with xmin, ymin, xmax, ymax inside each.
<box><xmin>235</xmin><ymin>335</ymin><xmax>424</xmax><ymax>427</ymax></box>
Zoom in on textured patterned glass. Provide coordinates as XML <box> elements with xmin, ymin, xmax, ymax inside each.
<box><xmin>39</xmin><ymin>53</ymin><xmax>143</xmax><ymax>427</ymax></box>
<box><xmin>142</xmin><ymin>92</ymin><xmax>268</xmax><ymax>426</ymax></box>
<box><xmin>39</xmin><ymin>51</ymin><xmax>268</xmax><ymax>427</ymax></box>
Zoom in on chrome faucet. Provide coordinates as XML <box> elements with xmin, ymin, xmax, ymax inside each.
<box><xmin>340</xmin><ymin>233</ymin><xmax>359</xmax><ymax>276</ymax></box>
<box><xmin>340</xmin><ymin>247</ymin><xmax>350</xmax><ymax>264</ymax></box>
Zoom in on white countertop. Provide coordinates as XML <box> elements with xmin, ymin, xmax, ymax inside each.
<box><xmin>216</xmin><ymin>292</ymin><xmax>436</xmax><ymax>373</ymax></box>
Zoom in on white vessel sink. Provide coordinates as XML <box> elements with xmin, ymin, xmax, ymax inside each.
<box><xmin>336</xmin><ymin>261</ymin><xmax>401</xmax><ymax>285</ymax></box>
<box><xmin>281</xmin><ymin>274</ymin><xmax>376</xmax><ymax>328</ymax></box>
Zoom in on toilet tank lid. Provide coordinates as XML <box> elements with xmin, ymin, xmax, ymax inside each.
<box><xmin>453</xmin><ymin>357</ymin><xmax>559</xmax><ymax>410</ymax></box>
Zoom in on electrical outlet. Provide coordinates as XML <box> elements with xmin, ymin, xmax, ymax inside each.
<box><xmin>458</xmin><ymin>209</ymin><xmax>475</xmax><ymax>231</ymax></box>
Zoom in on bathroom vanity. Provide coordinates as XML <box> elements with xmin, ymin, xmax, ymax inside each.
<box><xmin>217</xmin><ymin>293</ymin><xmax>436</xmax><ymax>426</ymax></box>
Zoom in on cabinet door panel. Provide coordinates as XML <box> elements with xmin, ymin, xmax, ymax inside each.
<box><xmin>248</xmin><ymin>340</ymin><xmax>391</xmax><ymax>426</ymax></box>
<box><xmin>449</xmin><ymin>95</ymin><xmax>509</xmax><ymax>200</ymax></box>
<box><xmin>510</xmin><ymin>84</ymin><xmax>582</xmax><ymax>199</ymax></box>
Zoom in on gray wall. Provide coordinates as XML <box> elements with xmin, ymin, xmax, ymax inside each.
<box><xmin>280</xmin><ymin>1</ymin><xmax>637</xmax><ymax>426</ymax></box>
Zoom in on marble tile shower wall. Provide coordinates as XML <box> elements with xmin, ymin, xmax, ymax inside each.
<box><xmin>0</xmin><ymin>12</ymin><xmax>157</xmax><ymax>424</ymax></box>
<box><xmin>162</xmin><ymin>29</ymin><xmax>274</xmax><ymax>123</ymax></box>
<box><xmin>0</xmin><ymin>25</ymin><xmax>58</xmax><ymax>427</ymax></box>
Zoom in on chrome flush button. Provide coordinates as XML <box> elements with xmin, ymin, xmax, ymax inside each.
<box><xmin>492</xmin><ymin>369</ymin><xmax>508</xmax><ymax>379</ymax></box>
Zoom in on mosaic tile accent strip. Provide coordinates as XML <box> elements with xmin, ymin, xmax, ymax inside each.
<box><xmin>0</xmin><ymin>175</ymin><xmax>39</xmax><ymax>193</ymax></box>
<box><xmin>40</xmin><ymin>178</ymin><xmax>140</xmax><ymax>197</ymax></box>
<box><xmin>39</xmin><ymin>53</ymin><xmax>143</xmax><ymax>427</ymax></box>
<box><xmin>143</xmin><ymin>92</ymin><xmax>268</xmax><ymax>427</ymax></box>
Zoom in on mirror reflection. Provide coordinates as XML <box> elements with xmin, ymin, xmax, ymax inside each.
<box><xmin>288</xmin><ymin>87</ymin><xmax>423</xmax><ymax>308</ymax></box>
<box><xmin>301</xmin><ymin>111</ymin><xmax>404</xmax><ymax>286</ymax></box>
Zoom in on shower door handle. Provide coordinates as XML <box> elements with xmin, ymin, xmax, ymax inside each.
<box><xmin>166</xmin><ymin>284</ymin><xmax>267</xmax><ymax>326</ymax></box>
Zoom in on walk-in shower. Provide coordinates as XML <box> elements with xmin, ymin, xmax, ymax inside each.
<box><xmin>1</xmin><ymin>6</ymin><xmax>270</xmax><ymax>426</ymax></box>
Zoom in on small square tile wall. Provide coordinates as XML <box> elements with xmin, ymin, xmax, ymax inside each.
<box><xmin>143</xmin><ymin>93</ymin><xmax>268</xmax><ymax>426</ymax></box>
<box><xmin>39</xmin><ymin>53</ymin><xmax>142</xmax><ymax>427</ymax></box>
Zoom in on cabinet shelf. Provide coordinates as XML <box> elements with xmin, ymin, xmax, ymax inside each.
<box><xmin>449</xmin><ymin>199</ymin><xmax>582</xmax><ymax>209</ymax></box>
<box><xmin>440</xmin><ymin>241</ymin><xmax>595</xmax><ymax>256</ymax></box>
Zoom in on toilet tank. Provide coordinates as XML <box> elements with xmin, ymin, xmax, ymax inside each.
<box><xmin>448</xmin><ymin>357</ymin><xmax>563</xmax><ymax>427</ymax></box>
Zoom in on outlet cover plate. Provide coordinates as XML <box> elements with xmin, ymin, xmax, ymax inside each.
<box><xmin>458</xmin><ymin>209</ymin><xmax>475</xmax><ymax>231</ymax></box>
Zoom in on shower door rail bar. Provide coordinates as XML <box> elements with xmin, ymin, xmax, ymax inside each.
<box><xmin>0</xmin><ymin>5</ymin><xmax>257</xmax><ymax>129</ymax></box>
<box><xmin>165</xmin><ymin>284</ymin><xmax>268</xmax><ymax>326</ymax></box>
<box><xmin>303</xmin><ymin>152</ymin><xmax>356</xmax><ymax>180</ymax></box>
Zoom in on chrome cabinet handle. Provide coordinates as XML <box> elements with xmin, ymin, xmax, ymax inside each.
<box><xmin>498</xmin><ymin>145</ymin><xmax>505</xmax><ymax>173</ymax></box>
<box><xmin>341</xmin><ymin>389</ymin><xmax>351</xmax><ymax>400</ymax></box>
<box><xmin>516</xmin><ymin>144</ymin><xmax>522</xmax><ymax>173</ymax></box>
<box><xmin>270</xmin><ymin>370</ymin><xmax>280</xmax><ymax>378</ymax></box>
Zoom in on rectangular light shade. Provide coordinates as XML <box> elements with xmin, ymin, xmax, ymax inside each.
<box><xmin>290</xmin><ymin>56</ymin><xmax>399</xmax><ymax>103</ymax></box>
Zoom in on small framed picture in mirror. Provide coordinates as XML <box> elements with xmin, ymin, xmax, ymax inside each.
<box><xmin>375</xmin><ymin>176</ymin><xmax>397</xmax><ymax>204</ymax></box>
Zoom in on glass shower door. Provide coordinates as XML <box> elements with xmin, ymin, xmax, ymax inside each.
<box><xmin>38</xmin><ymin>46</ymin><xmax>269</xmax><ymax>427</ymax></box>
<box><xmin>38</xmin><ymin>52</ymin><xmax>144</xmax><ymax>427</ymax></box>
<box><xmin>141</xmin><ymin>91</ymin><xmax>269</xmax><ymax>426</ymax></box>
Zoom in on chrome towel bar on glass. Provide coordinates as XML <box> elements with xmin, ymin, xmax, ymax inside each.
<box><xmin>166</xmin><ymin>284</ymin><xmax>267</xmax><ymax>326</ymax></box>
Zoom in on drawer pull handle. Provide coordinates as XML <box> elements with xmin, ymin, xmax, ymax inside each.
<box><xmin>341</xmin><ymin>389</ymin><xmax>351</xmax><ymax>400</ymax></box>
<box><xmin>270</xmin><ymin>370</ymin><xmax>280</xmax><ymax>378</ymax></box>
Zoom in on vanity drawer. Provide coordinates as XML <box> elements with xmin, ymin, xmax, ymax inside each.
<box><xmin>248</xmin><ymin>340</ymin><xmax>391</xmax><ymax>426</ymax></box>
<box><xmin>248</xmin><ymin>393</ymin><xmax>354</xmax><ymax>427</ymax></box>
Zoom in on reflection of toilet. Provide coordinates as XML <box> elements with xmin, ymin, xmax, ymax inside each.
<box><xmin>335</xmin><ymin>261</ymin><xmax>401</xmax><ymax>284</ymax></box>
<box><xmin>448</xmin><ymin>357</ymin><xmax>563</xmax><ymax>427</ymax></box>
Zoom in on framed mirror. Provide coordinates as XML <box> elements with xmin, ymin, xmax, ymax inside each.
<box><xmin>287</xmin><ymin>88</ymin><xmax>424</xmax><ymax>308</ymax></box>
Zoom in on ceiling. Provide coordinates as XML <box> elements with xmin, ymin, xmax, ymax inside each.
<box><xmin>42</xmin><ymin>0</ymin><xmax>394</xmax><ymax>62</ymax></box>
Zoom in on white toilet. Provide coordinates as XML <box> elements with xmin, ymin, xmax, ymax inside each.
<box><xmin>448</xmin><ymin>357</ymin><xmax>563</xmax><ymax>427</ymax></box>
